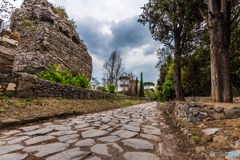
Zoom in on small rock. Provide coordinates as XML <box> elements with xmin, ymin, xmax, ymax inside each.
<box><xmin>213</xmin><ymin>135</ymin><xmax>228</xmax><ymax>143</ymax></box>
<box><xmin>202</xmin><ymin>128</ymin><xmax>220</xmax><ymax>136</ymax></box>
<box><xmin>196</xmin><ymin>146</ymin><xmax>205</xmax><ymax>154</ymax></box>
<box><xmin>6</xmin><ymin>83</ymin><xmax>16</xmax><ymax>91</ymax></box>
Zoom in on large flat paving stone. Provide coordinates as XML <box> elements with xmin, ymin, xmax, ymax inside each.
<box><xmin>17</xmin><ymin>128</ymin><xmax>53</xmax><ymax>136</ymax></box>
<box><xmin>24</xmin><ymin>136</ymin><xmax>55</xmax><ymax>145</ymax></box>
<box><xmin>86</xmin><ymin>156</ymin><xmax>101</xmax><ymax>160</ymax></box>
<box><xmin>91</xmin><ymin>143</ymin><xmax>123</xmax><ymax>156</ymax></box>
<box><xmin>0</xmin><ymin>153</ymin><xmax>28</xmax><ymax>160</ymax></box>
<box><xmin>140</xmin><ymin>134</ymin><xmax>160</xmax><ymax>141</ymax></box>
<box><xmin>97</xmin><ymin>136</ymin><xmax>121</xmax><ymax>143</ymax></box>
<box><xmin>121</xmin><ymin>125</ymin><xmax>140</xmax><ymax>132</ymax></box>
<box><xmin>121</xmin><ymin>139</ymin><xmax>154</xmax><ymax>150</ymax></box>
<box><xmin>46</xmin><ymin>147</ymin><xmax>91</xmax><ymax>160</ymax></box>
<box><xmin>58</xmin><ymin>134</ymin><xmax>79</xmax><ymax>142</ymax></box>
<box><xmin>81</xmin><ymin>129</ymin><xmax>109</xmax><ymax>138</ymax></box>
<box><xmin>111</xmin><ymin>130</ymin><xmax>138</xmax><ymax>138</ymax></box>
<box><xmin>3</xmin><ymin>130</ymin><xmax>20</xmax><ymax>136</ymax></box>
<box><xmin>8</xmin><ymin>136</ymin><xmax>30</xmax><ymax>144</ymax></box>
<box><xmin>19</xmin><ymin>125</ymin><xmax>40</xmax><ymax>131</ymax></box>
<box><xmin>75</xmin><ymin>123</ymin><xmax>89</xmax><ymax>129</ymax></box>
<box><xmin>48</xmin><ymin>130</ymin><xmax>77</xmax><ymax>136</ymax></box>
<box><xmin>143</xmin><ymin>129</ymin><xmax>161</xmax><ymax>136</ymax></box>
<box><xmin>75</xmin><ymin>139</ymin><xmax>95</xmax><ymax>147</ymax></box>
<box><xmin>0</xmin><ymin>144</ymin><xmax>24</xmax><ymax>155</ymax></box>
<box><xmin>23</xmin><ymin>142</ymin><xmax>69</xmax><ymax>157</ymax></box>
<box><xmin>100</xmin><ymin>124</ymin><xmax>111</xmax><ymax>130</ymax></box>
<box><xmin>54</xmin><ymin>126</ymin><xmax>72</xmax><ymax>131</ymax></box>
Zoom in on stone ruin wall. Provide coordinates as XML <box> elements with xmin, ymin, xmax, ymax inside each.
<box><xmin>10</xmin><ymin>0</ymin><xmax>92</xmax><ymax>79</ymax></box>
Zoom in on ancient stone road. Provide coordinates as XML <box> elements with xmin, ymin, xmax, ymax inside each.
<box><xmin>0</xmin><ymin>102</ymin><xmax>191</xmax><ymax>160</ymax></box>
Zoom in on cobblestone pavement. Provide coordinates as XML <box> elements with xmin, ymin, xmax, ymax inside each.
<box><xmin>0</xmin><ymin>102</ymin><xmax>193</xmax><ymax>160</ymax></box>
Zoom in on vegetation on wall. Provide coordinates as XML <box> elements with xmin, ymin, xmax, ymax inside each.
<box><xmin>37</xmin><ymin>64</ymin><xmax>91</xmax><ymax>89</ymax></box>
<box><xmin>53</xmin><ymin>5</ymin><xmax>77</xmax><ymax>30</ymax></box>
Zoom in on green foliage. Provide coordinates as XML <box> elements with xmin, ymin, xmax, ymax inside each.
<box><xmin>143</xmin><ymin>82</ymin><xmax>155</xmax><ymax>89</ymax></box>
<box><xmin>191</xmin><ymin>136</ymin><xmax>198</xmax><ymax>143</ymax></box>
<box><xmin>135</xmin><ymin>77</ymin><xmax>139</xmax><ymax>96</ymax></box>
<box><xmin>53</xmin><ymin>6</ymin><xmax>77</xmax><ymax>30</ymax></box>
<box><xmin>37</xmin><ymin>64</ymin><xmax>91</xmax><ymax>89</ymax></box>
<box><xmin>55</xmin><ymin>97</ymin><xmax>62</xmax><ymax>100</ymax></box>
<box><xmin>100</xmin><ymin>85</ymin><xmax>108</xmax><ymax>92</ymax></box>
<box><xmin>0</xmin><ymin>109</ymin><xmax>4</xmax><ymax>113</ymax></box>
<box><xmin>107</xmin><ymin>84</ymin><xmax>116</xmax><ymax>94</ymax></box>
<box><xmin>161</xmin><ymin>60</ymin><xmax>175</xmax><ymax>100</ymax></box>
<box><xmin>139</xmin><ymin>72</ymin><xmax>144</xmax><ymax>97</ymax></box>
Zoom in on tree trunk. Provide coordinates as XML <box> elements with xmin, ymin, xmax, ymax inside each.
<box><xmin>174</xmin><ymin>33</ymin><xmax>184</xmax><ymax>101</ymax></box>
<box><xmin>207</xmin><ymin>0</ymin><xmax>232</xmax><ymax>102</ymax></box>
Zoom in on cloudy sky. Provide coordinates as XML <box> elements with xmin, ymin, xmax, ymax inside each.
<box><xmin>11</xmin><ymin>0</ymin><xmax>161</xmax><ymax>85</ymax></box>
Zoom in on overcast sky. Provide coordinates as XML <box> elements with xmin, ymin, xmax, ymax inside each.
<box><xmin>11</xmin><ymin>0</ymin><xmax>161</xmax><ymax>86</ymax></box>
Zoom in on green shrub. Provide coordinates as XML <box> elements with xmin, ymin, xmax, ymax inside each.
<box><xmin>107</xmin><ymin>84</ymin><xmax>116</xmax><ymax>93</ymax></box>
<box><xmin>53</xmin><ymin>6</ymin><xmax>77</xmax><ymax>30</ymax></box>
<box><xmin>37</xmin><ymin>64</ymin><xmax>91</xmax><ymax>89</ymax></box>
<box><xmin>100</xmin><ymin>85</ymin><xmax>108</xmax><ymax>92</ymax></box>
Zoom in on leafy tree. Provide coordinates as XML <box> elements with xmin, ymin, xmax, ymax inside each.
<box><xmin>162</xmin><ymin>63</ymin><xmax>175</xmax><ymax>100</ymax></box>
<box><xmin>139</xmin><ymin>72</ymin><xmax>144</xmax><ymax>97</ymax></box>
<box><xmin>197</xmin><ymin>0</ymin><xmax>240</xmax><ymax>102</ymax></box>
<box><xmin>107</xmin><ymin>84</ymin><xmax>116</xmax><ymax>94</ymax></box>
<box><xmin>138</xmin><ymin>0</ymin><xmax>204</xmax><ymax>101</ymax></box>
<box><xmin>135</xmin><ymin>77</ymin><xmax>139</xmax><ymax>96</ymax></box>
<box><xmin>143</xmin><ymin>82</ymin><xmax>155</xmax><ymax>89</ymax></box>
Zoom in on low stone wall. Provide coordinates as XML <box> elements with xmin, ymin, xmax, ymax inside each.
<box><xmin>2</xmin><ymin>72</ymin><xmax>145</xmax><ymax>100</ymax></box>
<box><xmin>184</xmin><ymin>96</ymin><xmax>240</xmax><ymax>103</ymax></box>
<box><xmin>164</xmin><ymin>102</ymin><xmax>240</xmax><ymax>125</ymax></box>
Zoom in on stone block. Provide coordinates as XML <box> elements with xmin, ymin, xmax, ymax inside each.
<box><xmin>0</xmin><ymin>36</ymin><xmax>18</xmax><ymax>46</ymax></box>
<box><xmin>6</xmin><ymin>83</ymin><xmax>16</xmax><ymax>91</ymax></box>
<box><xmin>224</xmin><ymin>107</ymin><xmax>240</xmax><ymax>119</ymax></box>
<box><xmin>214</xmin><ymin>106</ymin><xmax>224</xmax><ymax>113</ymax></box>
<box><xmin>207</xmin><ymin>110</ymin><xmax>226</xmax><ymax>120</ymax></box>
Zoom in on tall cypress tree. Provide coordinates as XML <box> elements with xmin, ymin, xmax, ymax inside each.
<box><xmin>140</xmin><ymin>72</ymin><xmax>144</xmax><ymax>97</ymax></box>
<box><xmin>135</xmin><ymin>77</ymin><xmax>138</xmax><ymax>96</ymax></box>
